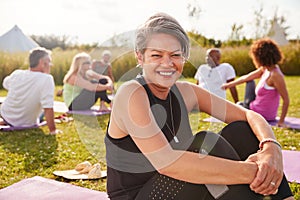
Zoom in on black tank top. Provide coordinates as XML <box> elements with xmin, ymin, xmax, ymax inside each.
<box><xmin>105</xmin><ymin>76</ymin><xmax>193</xmax><ymax>199</ymax></box>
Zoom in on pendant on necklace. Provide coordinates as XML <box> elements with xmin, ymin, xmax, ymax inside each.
<box><xmin>174</xmin><ymin>136</ymin><xmax>179</xmax><ymax>143</ymax></box>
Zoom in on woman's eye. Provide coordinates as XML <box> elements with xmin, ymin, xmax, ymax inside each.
<box><xmin>151</xmin><ymin>54</ymin><xmax>161</xmax><ymax>58</ymax></box>
<box><xmin>172</xmin><ymin>54</ymin><xmax>182</xmax><ymax>58</ymax></box>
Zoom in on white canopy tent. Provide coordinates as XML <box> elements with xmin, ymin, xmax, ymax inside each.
<box><xmin>268</xmin><ymin>21</ymin><xmax>289</xmax><ymax>46</ymax></box>
<box><xmin>0</xmin><ymin>25</ymin><xmax>39</xmax><ymax>53</ymax></box>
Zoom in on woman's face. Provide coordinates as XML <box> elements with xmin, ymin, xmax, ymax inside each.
<box><xmin>138</xmin><ymin>33</ymin><xmax>185</xmax><ymax>89</ymax></box>
<box><xmin>80</xmin><ymin>59</ymin><xmax>91</xmax><ymax>73</ymax></box>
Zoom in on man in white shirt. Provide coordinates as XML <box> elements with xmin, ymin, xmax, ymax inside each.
<box><xmin>194</xmin><ymin>48</ymin><xmax>239</xmax><ymax>103</ymax></box>
<box><xmin>0</xmin><ymin>47</ymin><xmax>60</xmax><ymax>135</ymax></box>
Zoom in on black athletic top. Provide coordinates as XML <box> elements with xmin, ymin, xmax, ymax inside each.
<box><xmin>105</xmin><ymin>76</ymin><xmax>193</xmax><ymax>199</ymax></box>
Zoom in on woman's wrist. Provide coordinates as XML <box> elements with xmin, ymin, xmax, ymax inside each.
<box><xmin>259</xmin><ymin>138</ymin><xmax>282</xmax><ymax>151</ymax></box>
<box><xmin>240</xmin><ymin>161</ymin><xmax>258</xmax><ymax>183</ymax></box>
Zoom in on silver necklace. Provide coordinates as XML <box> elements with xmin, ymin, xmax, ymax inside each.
<box><xmin>165</xmin><ymin>93</ymin><xmax>179</xmax><ymax>143</ymax></box>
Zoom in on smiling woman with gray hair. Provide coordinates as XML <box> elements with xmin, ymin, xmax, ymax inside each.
<box><xmin>105</xmin><ymin>13</ymin><xmax>294</xmax><ymax>200</ymax></box>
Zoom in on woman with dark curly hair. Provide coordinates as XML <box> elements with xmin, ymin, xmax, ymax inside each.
<box><xmin>222</xmin><ymin>38</ymin><xmax>289</xmax><ymax>127</ymax></box>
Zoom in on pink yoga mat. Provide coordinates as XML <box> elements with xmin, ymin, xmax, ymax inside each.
<box><xmin>0</xmin><ymin>121</ymin><xmax>47</xmax><ymax>131</ymax></box>
<box><xmin>282</xmin><ymin>150</ymin><xmax>300</xmax><ymax>183</ymax></box>
<box><xmin>0</xmin><ymin>176</ymin><xmax>109</xmax><ymax>200</ymax></box>
<box><xmin>67</xmin><ymin>109</ymin><xmax>111</xmax><ymax>116</ymax></box>
<box><xmin>203</xmin><ymin>116</ymin><xmax>300</xmax><ymax>130</ymax></box>
<box><xmin>268</xmin><ymin>117</ymin><xmax>300</xmax><ymax>130</ymax></box>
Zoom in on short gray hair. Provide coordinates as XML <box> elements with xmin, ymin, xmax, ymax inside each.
<box><xmin>135</xmin><ymin>12</ymin><xmax>190</xmax><ymax>59</ymax></box>
<box><xmin>207</xmin><ymin>48</ymin><xmax>221</xmax><ymax>55</ymax></box>
<box><xmin>29</xmin><ymin>47</ymin><xmax>51</xmax><ymax>68</ymax></box>
<box><xmin>102</xmin><ymin>50</ymin><xmax>112</xmax><ymax>57</ymax></box>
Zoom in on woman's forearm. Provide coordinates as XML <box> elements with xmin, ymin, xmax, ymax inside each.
<box><xmin>246</xmin><ymin>110</ymin><xmax>276</xmax><ymax>141</ymax></box>
<box><xmin>158</xmin><ymin>151</ymin><xmax>257</xmax><ymax>185</ymax></box>
<box><xmin>223</xmin><ymin>75</ymin><xmax>246</xmax><ymax>89</ymax></box>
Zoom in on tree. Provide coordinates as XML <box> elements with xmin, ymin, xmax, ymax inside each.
<box><xmin>31</xmin><ymin>35</ymin><xmax>71</xmax><ymax>50</ymax></box>
<box><xmin>187</xmin><ymin>0</ymin><xmax>202</xmax><ymax>20</ymax></box>
<box><xmin>229</xmin><ymin>23</ymin><xmax>244</xmax><ymax>41</ymax></box>
<box><xmin>252</xmin><ymin>4</ymin><xmax>269</xmax><ymax>39</ymax></box>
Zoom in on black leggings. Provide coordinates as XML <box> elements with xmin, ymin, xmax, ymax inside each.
<box><xmin>69</xmin><ymin>79</ymin><xmax>111</xmax><ymax>111</ymax></box>
<box><xmin>135</xmin><ymin>121</ymin><xmax>292</xmax><ymax>200</ymax></box>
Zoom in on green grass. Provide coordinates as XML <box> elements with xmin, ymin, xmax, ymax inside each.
<box><xmin>0</xmin><ymin>76</ymin><xmax>299</xmax><ymax>198</ymax></box>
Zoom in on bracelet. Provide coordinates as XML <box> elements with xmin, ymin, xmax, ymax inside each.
<box><xmin>259</xmin><ymin>138</ymin><xmax>282</xmax><ymax>150</ymax></box>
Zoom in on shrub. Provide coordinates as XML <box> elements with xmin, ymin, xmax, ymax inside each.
<box><xmin>281</xmin><ymin>43</ymin><xmax>300</xmax><ymax>75</ymax></box>
<box><xmin>0</xmin><ymin>43</ymin><xmax>299</xmax><ymax>89</ymax></box>
<box><xmin>0</xmin><ymin>52</ymin><xmax>28</xmax><ymax>86</ymax></box>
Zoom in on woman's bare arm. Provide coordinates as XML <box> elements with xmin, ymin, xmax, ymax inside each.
<box><xmin>109</xmin><ymin>81</ymin><xmax>257</xmax><ymax>185</ymax></box>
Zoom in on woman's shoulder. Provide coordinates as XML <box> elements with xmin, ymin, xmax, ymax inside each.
<box><xmin>175</xmin><ymin>80</ymin><xmax>201</xmax><ymax>96</ymax></box>
<box><xmin>271</xmin><ymin>65</ymin><xmax>284</xmax><ymax>77</ymax></box>
<box><xmin>115</xmin><ymin>80</ymin><xmax>144</xmax><ymax>96</ymax></box>
<box><xmin>268</xmin><ymin>65</ymin><xmax>285</xmax><ymax>85</ymax></box>
<box><xmin>118</xmin><ymin>79</ymin><xmax>141</xmax><ymax>88</ymax></box>
<box><xmin>175</xmin><ymin>80</ymin><xmax>196</xmax><ymax>89</ymax></box>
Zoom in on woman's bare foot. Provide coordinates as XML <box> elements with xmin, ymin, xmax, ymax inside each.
<box><xmin>99</xmin><ymin>102</ymin><xmax>111</xmax><ymax>112</ymax></box>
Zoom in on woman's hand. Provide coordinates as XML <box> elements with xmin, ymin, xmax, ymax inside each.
<box><xmin>246</xmin><ymin>143</ymin><xmax>283</xmax><ymax>195</ymax></box>
<box><xmin>106</xmin><ymin>84</ymin><xmax>114</xmax><ymax>92</ymax></box>
<box><xmin>49</xmin><ymin>129</ymin><xmax>63</xmax><ymax>135</ymax></box>
<box><xmin>277</xmin><ymin>121</ymin><xmax>289</xmax><ymax>128</ymax></box>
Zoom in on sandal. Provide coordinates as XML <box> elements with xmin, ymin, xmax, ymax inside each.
<box><xmin>53</xmin><ymin>161</ymin><xmax>107</xmax><ymax>180</ymax></box>
<box><xmin>75</xmin><ymin>161</ymin><xmax>92</xmax><ymax>174</ymax></box>
<box><xmin>88</xmin><ymin>163</ymin><xmax>102</xmax><ymax>179</ymax></box>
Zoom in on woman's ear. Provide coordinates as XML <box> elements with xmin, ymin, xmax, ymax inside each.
<box><xmin>136</xmin><ymin>51</ymin><xmax>143</xmax><ymax>65</ymax></box>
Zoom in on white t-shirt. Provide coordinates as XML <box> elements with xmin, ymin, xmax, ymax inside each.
<box><xmin>1</xmin><ymin>70</ymin><xmax>55</xmax><ymax>126</ymax></box>
<box><xmin>194</xmin><ymin>63</ymin><xmax>236</xmax><ymax>99</ymax></box>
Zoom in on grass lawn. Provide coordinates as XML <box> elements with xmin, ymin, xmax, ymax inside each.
<box><xmin>0</xmin><ymin>76</ymin><xmax>299</xmax><ymax>198</ymax></box>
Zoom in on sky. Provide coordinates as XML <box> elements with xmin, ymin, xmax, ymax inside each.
<box><xmin>0</xmin><ymin>0</ymin><xmax>299</xmax><ymax>45</ymax></box>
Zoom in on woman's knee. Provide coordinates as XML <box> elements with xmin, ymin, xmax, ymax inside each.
<box><xmin>219</xmin><ymin>121</ymin><xmax>259</xmax><ymax>160</ymax></box>
<box><xmin>188</xmin><ymin>131</ymin><xmax>240</xmax><ymax>161</ymax></box>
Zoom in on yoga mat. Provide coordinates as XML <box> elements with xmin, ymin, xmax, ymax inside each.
<box><xmin>0</xmin><ymin>176</ymin><xmax>109</xmax><ymax>200</ymax></box>
<box><xmin>268</xmin><ymin>117</ymin><xmax>300</xmax><ymax>130</ymax></box>
<box><xmin>203</xmin><ymin>116</ymin><xmax>300</xmax><ymax>130</ymax></box>
<box><xmin>1</xmin><ymin>98</ymin><xmax>113</xmax><ymax>115</ymax></box>
<box><xmin>282</xmin><ymin>150</ymin><xmax>300</xmax><ymax>183</ymax></box>
<box><xmin>67</xmin><ymin>109</ymin><xmax>111</xmax><ymax>116</ymax></box>
<box><xmin>0</xmin><ymin>121</ymin><xmax>47</xmax><ymax>131</ymax></box>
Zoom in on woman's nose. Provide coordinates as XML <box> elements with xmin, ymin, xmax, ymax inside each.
<box><xmin>160</xmin><ymin>55</ymin><xmax>174</xmax><ymax>66</ymax></box>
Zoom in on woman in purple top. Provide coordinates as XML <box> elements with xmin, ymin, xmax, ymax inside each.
<box><xmin>222</xmin><ymin>38</ymin><xmax>289</xmax><ymax>127</ymax></box>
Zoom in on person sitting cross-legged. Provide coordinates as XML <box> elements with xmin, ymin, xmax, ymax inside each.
<box><xmin>63</xmin><ymin>52</ymin><xmax>113</xmax><ymax>111</ymax></box>
<box><xmin>0</xmin><ymin>47</ymin><xmax>61</xmax><ymax>135</ymax></box>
